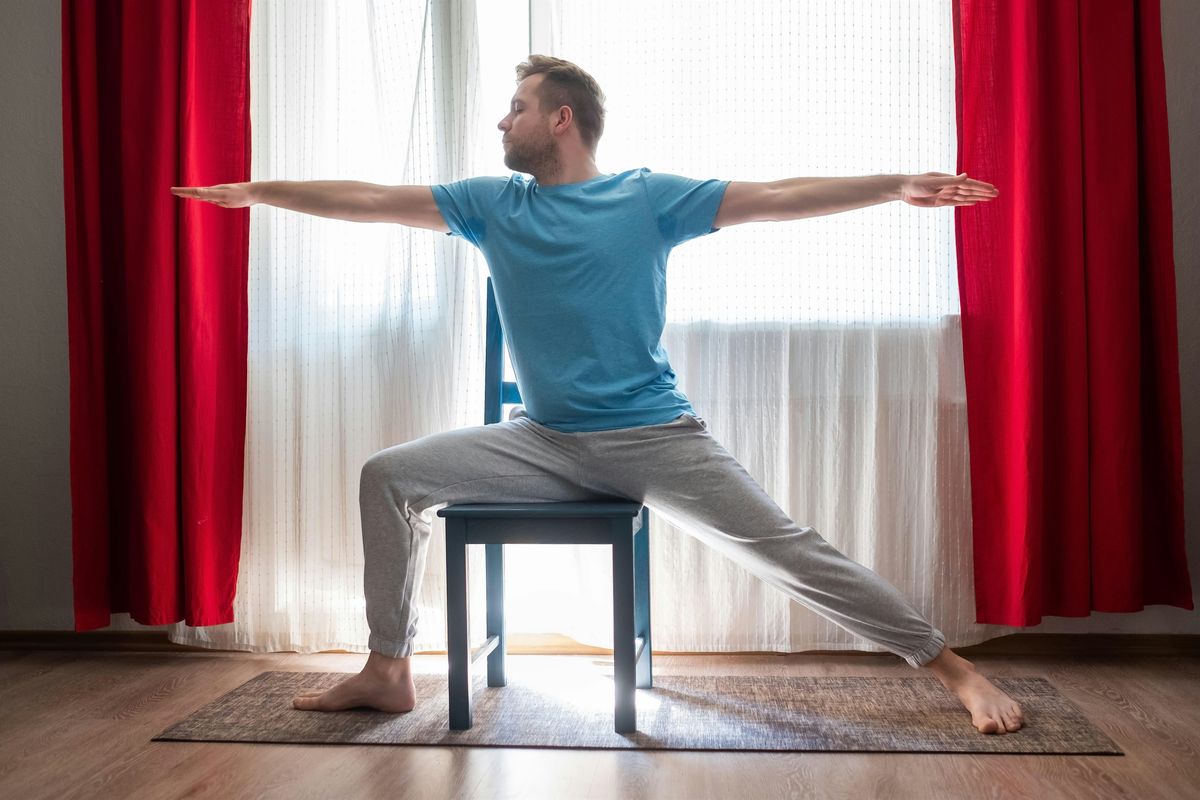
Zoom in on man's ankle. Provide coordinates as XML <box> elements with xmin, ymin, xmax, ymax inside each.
<box><xmin>924</xmin><ymin>645</ymin><xmax>974</xmax><ymax>678</ymax></box>
<box><xmin>368</xmin><ymin>649</ymin><xmax>412</xmax><ymax>673</ymax></box>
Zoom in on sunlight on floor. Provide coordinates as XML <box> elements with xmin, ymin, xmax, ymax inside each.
<box><xmin>506</xmin><ymin>656</ymin><xmax>665</xmax><ymax>715</ymax></box>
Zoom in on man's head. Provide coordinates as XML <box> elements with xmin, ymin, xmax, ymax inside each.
<box><xmin>498</xmin><ymin>55</ymin><xmax>606</xmax><ymax>179</ymax></box>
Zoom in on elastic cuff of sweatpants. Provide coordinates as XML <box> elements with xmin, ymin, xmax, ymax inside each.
<box><xmin>368</xmin><ymin>632</ymin><xmax>414</xmax><ymax>658</ymax></box>
<box><xmin>904</xmin><ymin>627</ymin><xmax>946</xmax><ymax>669</ymax></box>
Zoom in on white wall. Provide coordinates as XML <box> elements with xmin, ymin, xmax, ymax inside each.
<box><xmin>2</xmin><ymin>0</ymin><xmax>1196</xmax><ymax>635</ymax></box>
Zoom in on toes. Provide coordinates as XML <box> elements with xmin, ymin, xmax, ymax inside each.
<box><xmin>975</xmin><ymin>716</ymin><xmax>1001</xmax><ymax>734</ymax></box>
<box><xmin>975</xmin><ymin>711</ymin><xmax>1018</xmax><ymax>735</ymax></box>
<box><xmin>294</xmin><ymin>691</ymin><xmax>336</xmax><ymax>710</ymax></box>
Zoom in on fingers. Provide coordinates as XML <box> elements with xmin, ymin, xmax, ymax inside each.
<box><xmin>944</xmin><ymin>195</ymin><xmax>993</xmax><ymax>206</ymax></box>
<box><xmin>940</xmin><ymin>181</ymin><xmax>997</xmax><ymax>198</ymax></box>
<box><xmin>947</xmin><ymin>189</ymin><xmax>996</xmax><ymax>204</ymax></box>
<box><xmin>932</xmin><ymin>172</ymin><xmax>998</xmax><ymax>194</ymax></box>
<box><xmin>956</xmin><ymin>188</ymin><xmax>998</xmax><ymax>199</ymax></box>
<box><xmin>909</xmin><ymin>189</ymin><xmax>997</xmax><ymax>207</ymax></box>
<box><xmin>170</xmin><ymin>186</ymin><xmax>227</xmax><ymax>204</ymax></box>
<box><xmin>965</xmin><ymin>181</ymin><xmax>998</xmax><ymax>194</ymax></box>
<box><xmin>955</xmin><ymin>175</ymin><xmax>998</xmax><ymax>194</ymax></box>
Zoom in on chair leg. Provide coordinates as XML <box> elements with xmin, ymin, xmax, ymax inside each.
<box><xmin>485</xmin><ymin>542</ymin><xmax>507</xmax><ymax>687</ymax></box>
<box><xmin>611</xmin><ymin>517</ymin><xmax>637</xmax><ymax>733</ymax></box>
<box><xmin>445</xmin><ymin>517</ymin><xmax>472</xmax><ymax>730</ymax></box>
<box><xmin>634</xmin><ymin>506</ymin><xmax>653</xmax><ymax>689</ymax></box>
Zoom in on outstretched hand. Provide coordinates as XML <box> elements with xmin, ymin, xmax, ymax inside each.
<box><xmin>898</xmin><ymin>172</ymin><xmax>998</xmax><ymax>208</ymax></box>
<box><xmin>170</xmin><ymin>183</ymin><xmax>255</xmax><ymax>208</ymax></box>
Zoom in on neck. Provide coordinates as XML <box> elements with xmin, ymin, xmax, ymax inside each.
<box><xmin>536</xmin><ymin>158</ymin><xmax>601</xmax><ymax>187</ymax></box>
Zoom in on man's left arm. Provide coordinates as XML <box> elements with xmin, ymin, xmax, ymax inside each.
<box><xmin>713</xmin><ymin>173</ymin><xmax>999</xmax><ymax>228</ymax></box>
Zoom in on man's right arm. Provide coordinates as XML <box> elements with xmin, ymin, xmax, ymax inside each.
<box><xmin>171</xmin><ymin>180</ymin><xmax>451</xmax><ymax>233</ymax></box>
<box><xmin>254</xmin><ymin>181</ymin><xmax>450</xmax><ymax>232</ymax></box>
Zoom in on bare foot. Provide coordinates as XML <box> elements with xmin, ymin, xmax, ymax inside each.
<box><xmin>293</xmin><ymin>651</ymin><xmax>417</xmax><ymax>713</ymax></box>
<box><xmin>925</xmin><ymin>647</ymin><xmax>1024</xmax><ymax>734</ymax></box>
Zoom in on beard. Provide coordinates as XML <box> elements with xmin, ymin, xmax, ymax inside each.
<box><xmin>503</xmin><ymin>131</ymin><xmax>561</xmax><ymax>180</ymax></box>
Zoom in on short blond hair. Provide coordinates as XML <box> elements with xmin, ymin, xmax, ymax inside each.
<box><xmin>515</xmin><ymin>55</ymin><xmax>606</xmax><ymax>154</ymax></box>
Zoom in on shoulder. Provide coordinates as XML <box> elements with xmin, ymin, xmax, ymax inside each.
<box><xmin>636</xmin><ymin>167</ymin><xmax>722</xmax><ymax>192</ymax></box>
<box><xmin>435</xmin><ymin>174</ymin><xmax>518</xmax><ymax>198</ymax></box>
<box><xmin>634</xmin><ymin>167</ymin><xmax>684</xmax><ymax>183</ymax></box>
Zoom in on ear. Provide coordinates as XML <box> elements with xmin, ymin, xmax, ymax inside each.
<box><xmin>551</xmin><ymin>105</ymin><xmax>573</xmax><ymax>135</ymax></box>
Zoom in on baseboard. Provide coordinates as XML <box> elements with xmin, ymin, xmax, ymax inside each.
<box><xmin>0</xmin><ymin>631</ymin><xmax>1197</xmax><ymax>657</ymax></box>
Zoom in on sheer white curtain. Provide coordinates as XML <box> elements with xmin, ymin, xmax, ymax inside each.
<box><xmin>513</xmin><ymin>0</ymin><xmax>1022</xmax><ymax>654</ymax></box>
<box><xmin>147</xmin><ymin>0</ymin><xmax>1023</xmax><ymax>655</ymax></box>
<box><xmin>160</xmin><ymin>0</ymin><xmax>512</xmax><ymax>653</ymax></box>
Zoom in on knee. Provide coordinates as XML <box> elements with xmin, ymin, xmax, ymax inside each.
<box><xmin>360</xmin><ymin>448</ymin><xmax>406</xmax><ymax>499</ymax></box>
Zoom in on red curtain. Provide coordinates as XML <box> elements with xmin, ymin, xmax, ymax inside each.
<box><xmin>952</xmin><ymin>0</ymin><xmax>1192</xmax><ymax>625</ymax></box>
<box><xmin>62</xmin><ymin>0</ymin><xmax>252</xmax><ymax>630</ymax></box>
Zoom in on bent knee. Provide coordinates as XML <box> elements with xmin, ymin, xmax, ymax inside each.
<box><xmin>360</xmin><ymin>447</ymin><xmax>410</xmax><ymax>494</ymax></box>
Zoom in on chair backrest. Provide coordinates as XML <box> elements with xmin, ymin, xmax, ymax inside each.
<box><xmin>484</xmin><ymin>276</ymin><xmax>522</xmax><ymax>425</ymax></box>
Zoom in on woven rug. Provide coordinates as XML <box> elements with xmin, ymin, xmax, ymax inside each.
<box><xmin>152</xmin><ymin>662</ymin><xmax>1122</xmax><ymax>754</ymax></box>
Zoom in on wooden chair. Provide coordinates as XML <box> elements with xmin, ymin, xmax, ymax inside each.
<box><xmin>436</xmin><ymin>277</ymin><xmax>653</xmax><ymax>733</ymax></box>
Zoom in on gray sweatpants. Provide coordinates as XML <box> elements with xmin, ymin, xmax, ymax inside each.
<box><xmin>359</xmin><ymin>409</ymin><xmax>946</xmax><ymax>668</ymax></box>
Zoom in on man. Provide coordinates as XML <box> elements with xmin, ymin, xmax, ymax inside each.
<box><xmin>173</xmin><ymin>55</ymin><xmax>1020</xmax><ymax>735</ymax></box>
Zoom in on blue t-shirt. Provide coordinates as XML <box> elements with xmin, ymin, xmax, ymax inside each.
<box><xmin>431</xmin><ymin>167</ymin><xmax>729</xmax><ymax>432</ymax></box>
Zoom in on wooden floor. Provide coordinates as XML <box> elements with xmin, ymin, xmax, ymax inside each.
<box><xmin>1</xmin><ymin>637</ymin><xmax>1198</xmax><ymax>800</ymax></box>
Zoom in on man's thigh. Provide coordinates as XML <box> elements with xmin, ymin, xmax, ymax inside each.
<box><xmin>578</xmin><ymin>416</ymin><xmax>803</xmax><ymax>543</ymax></box>
<box><xmin>361</xmin><ymin>417</ymin><xmax>598</xmax><ymax>512</ymax></box>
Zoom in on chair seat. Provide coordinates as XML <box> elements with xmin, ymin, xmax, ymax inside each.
<box><xmin>438</xmin><ymin>501</ymin><xmax>641</xmax><ymax>518</ymax></box>
<box><xmin>437</xmin><ymin>501</ymin><xmax>644</xmax><ymax>543</ymax></box>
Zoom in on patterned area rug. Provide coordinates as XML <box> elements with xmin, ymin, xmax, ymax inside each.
<box><xmin>153</xmin><ymin>663</ymin><xmax>1122</xmax><ymax>754</ymax></box>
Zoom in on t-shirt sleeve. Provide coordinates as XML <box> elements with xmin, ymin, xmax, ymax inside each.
<box><xmin>430</xmin><ymin>176</ymin><xmax>507</xmax><ymax>248</ymax></box>
<box><xmin>639</xmin><ymin>168</ymin><xmax>731</xmax><ymax>248</ymax></box>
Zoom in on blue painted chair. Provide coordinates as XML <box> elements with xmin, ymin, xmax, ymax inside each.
<box><xmin>436</xmin><ymin>276</ymin><xmax>653</xmax><ymax>733</ymax></box>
